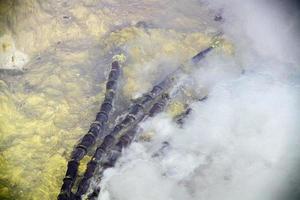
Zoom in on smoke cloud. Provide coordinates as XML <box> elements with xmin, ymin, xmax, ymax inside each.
<box><xmin>96</xmin><ymin>1</ymin><xmax>300</xmax><ymax>200</ymax></box>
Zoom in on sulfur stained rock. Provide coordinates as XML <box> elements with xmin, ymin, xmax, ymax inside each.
<box><xmin>59</xmin><ymin>50</ymin><xmax>89</xmax><ymax>66</ymax></box>
<box><xmin>0</xmin><ymin>34</ymin><xmax>28</xmax><ymax>70</ymax></box>
<box><xmin>167</xmin><ymin>101</ymin><xmax>186</xmax><ymax>117</ymax></box>
<box><xmin>0</xmin><ymin>23</ymin><xmax>232</xmax><ymax>199</ymax></box>
<box><xmin>102</xmin><ymin>27</ymin><xmax>215</xmax><ymax>98</ymax></box>
<box><xmin>0</xmin><ymin>1</ymin><xmax>235</xmax><ymax>200</ymax></box>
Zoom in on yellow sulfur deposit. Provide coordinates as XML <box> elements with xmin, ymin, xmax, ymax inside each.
<box><xmin>102</xmin><ymin>27</ymin><xmax>219</xmax><ymax>98</ymax></box>
<box><xmin>0</xmin><ymin>1</ymin><xmax>234</xmax><ymax>200</ymax></box>
<box><xmin>167</xmin><ymin>101</ymin><xmax>186</xmax><ymax>117</ymax></box>
<box><xmin>0</xmin><ymin>34</ymin><xmax>28</xmax><ymax>70</ymax></box>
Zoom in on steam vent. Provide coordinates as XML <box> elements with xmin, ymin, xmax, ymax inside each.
<box><xmin>0</xmin><ymin>1</ymin><xmax>300</xmax><ymax>200</ymax></box>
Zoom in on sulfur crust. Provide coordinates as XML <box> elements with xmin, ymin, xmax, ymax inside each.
<box><xmin>167</xmin><ymin>101</ymin><xmax>186</xmax><ymax>117</ymax></box>
<box><xmin>102</xmin><ymin>27</ymin><xmax>227</xmax><ymax>98</ymax></box>
<box><xmin>0</xmin><ymin>3</ymin><xmax>234</xmax><ymax>200</ymax></box>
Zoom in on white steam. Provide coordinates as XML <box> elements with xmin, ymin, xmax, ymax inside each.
<box><xmin>97</xmin><ymin>1</ymin><xmax>300</xmax><ymax>200</ymax></box>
